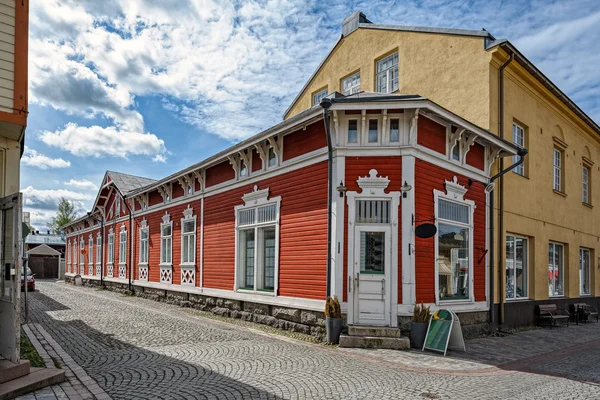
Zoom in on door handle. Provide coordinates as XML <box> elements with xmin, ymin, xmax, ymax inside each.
<box><xmin>355</xmin><ymin>273</ymin><xmax>359</xmax><ymax>287</ymax></box>
<box><xmin>348</xmin><ymin>275</ymin><xmax>352</xmax><ymax>292</ymax></box>
<box><xmin>381</xmin><ymin>278</ymin><xmax>385</xmax><ymax>301</ymax></box>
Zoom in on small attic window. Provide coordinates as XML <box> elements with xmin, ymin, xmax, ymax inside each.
<box><xmin>312</xmin><ymin>88</ymin><xmax>328</xmax><ymax>106</ymax></box>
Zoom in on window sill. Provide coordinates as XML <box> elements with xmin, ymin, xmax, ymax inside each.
<box><xmin>159</xmin><ymin>263</ymin><xmax>172</xmax><ymax>267</ymax></box>
<box><xmin>179</xmin><ymin>263</ymin><xmax>196</xmax><ymax>268</ymax></box>
<box><xmin>583</xmin><ymin>202</ymin><xmax>593</xmax><ymax>209</ymax></box>
<box><xmin>512</xmin><ymin>171</ymin><xmax>529</xmax><ymax>179</ymax></box>
<box><xmin>549</xmin><ymin>295</ymin><xmax>566</xmax><ymax>298</ymax></box>
<box><xmin>580</xmin><ymin>293</ymin><xmax>592</xmax><ymax>297</ymax></box>
<box><xmin>118</xmin><ymin>262</ymin><xmax>126</xmax><ymax>266</ymax></box>
<box><xmin>505</xmin><ymin>297</ymin><xmax>530</xmax><ymax>302</ymax></box>
<box><xmin>236</xmin><ymin>288</ymin><xmax>276</xmax><ymax>297</ymax></box>
<box><xmin>138</xmin><ymin>263</ymin><xmax>148</xmax><ymax>267</ymax></box>
<box><xmin>437</xmin><ymin>299</ymin><xmax>473</xmax><ymax>305</ymax></box>
<box><xmin>553</xmin><ymin>190</ymin><xmax>567</xmax><ymax>197</ymax></box>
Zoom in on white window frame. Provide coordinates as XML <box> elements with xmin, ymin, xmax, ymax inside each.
<box><xmin>376</xmin><ymin>52</ymin><xmax>398</xmax><ymax>93</ymax></box>
<box><xmin>553</xmin><ymin>148</ymin><xmax>562</xmax><ymax>192</ymax></box>
<box><xmin>312</xmin><ymin>87</ymin><xmax>328</xmax><ymax>106</ymax></box>
<box><xmin>96</xmin><ymin>231</ymin><xmax>102</xmax><ymax>276</ymax></box>
<box><xmin>582</xmin><ymin>165</ymin><xmax>590</xmax><ymax>204</ymax></box>
<box><xmin>512</xmin><ymin>123</ymin><xmax>525</xmax><ymax>175</ymax></box>
<box><xmin>160</xmin><ymin>212</ymin><xmax>173</xmax><ymax>266</ymax></box>
<box><xmin>79</xmin><ymin>237</ymin><xmax>85</xmax><ymax>268</ymax></box>
<box><xmin>433</xmin><ymin>177</ymin><xmax>475</xmax><ymax>305</ymax></box>
<box><xmin>342</xmin><ymin>72</ymin><xmax>360</xmax><ymax>95</ymax></box>
<box><xmin>367</xmin><ymin>118</ymin><xmax>380</xmax><ymax>144</ymax></box>
<box><xmin>72</xmin><ymin>240</ymin><xmax>77</xmax><ymax>273</ymax></box>
<box><xmin>119</xmin><ymin>225</ymin><xmax>127</xmax><ymax>265</ymax></box>
<box><xmin>505</xmin><ymin>234</ymin><xmax>528</xmax><ymax>300</ymax></box>
<box><xmin>139</xmin><ymin>219</ymin><xmax>149</xmax><ymax>265</ymax></box>
<box><xmin>107</xmin><ymin>228</ymin><xmax>114</xmax><ymax>264</ymax></box>
<box><xmin>234</xmin><ymin>186</ymin><xmax>281</xmax><ymax>295</ymax></box>
<box><xmin>180</xmin><ymin>206</ymin><xmax>197</xmax><ymax>266</ymax></box>
<box><xmin>67</xmin><ymin>241</ymin><xmax>71</xmax><ymax>269</ymax></box>
<box><xmin>88</xmin><ymin>235</ymin><xmax>94</xmax><ymax>268</ymax></box>
<box><xmin>548</xmin><ymin>242</ymin><xmax>564</xmax><ymax>297</ymax></box>
<box><xmin>346</xmin><ymin>118</ymin><xmax>360</xmax><ymax>146</ymax></box>
<box><xmin>580</xmin><ymin>248</ymin><xmax>591</xmax><ymax>296</ymax></box>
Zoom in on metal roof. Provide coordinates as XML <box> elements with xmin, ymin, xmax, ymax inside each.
<box><xmin>106</xmin><ymin>171</ymin><xmax>156</xmax><ymax>195</ymax></box>
<box><xmin>358</xmin><ymin>23</ymin><xmax>492</xmax><ymax>38</ymax></box>
<box><xmin>26</xmin><ymin>233</ymin><xmax>65</xmax><ymax>246</ymax></box>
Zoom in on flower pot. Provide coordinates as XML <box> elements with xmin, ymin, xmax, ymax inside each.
<box><xmin>326</xmin><ymin>317</ymin><xmax>343</xmax><ymax>344</ymax></box>
<box><xmin>411</xmin><ymin>321</ymin><xmax>428</xmax><ymax>349</ymax></box>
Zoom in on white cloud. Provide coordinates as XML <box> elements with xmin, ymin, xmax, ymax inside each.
<box><xmin>22</xmin><ymin>186</ymin><xmax>94</xmax><ymax>210</ymax></box>
<box><xmin>64</xmin><ymin>179</ymin><xmax>98</xmax><ymax>191</ymax></box>
<box><xmin>21</xmin><ymin>147</ymin><xmax>71</xmax><ymax>170</ymax></box>
<box><xmin>152</xmin><ymin>154</ymin><xmax>167</xmax><ymax>163</ymax></box>
<box><xmin>39</xmin><ymin>123</ymin><xmax>167</xmax><ymax>159</ymax></box>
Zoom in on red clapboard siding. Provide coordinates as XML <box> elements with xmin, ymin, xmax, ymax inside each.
<box><xmin>172</xmin><ymin>183</ymin><xmax>184</xmax><ymax>199</ymax></box>
<box><xmin>466</xmin><ymin>143</ymin><xmax>485</xmax><ymax>171</ymax></box>
<box><xmin>418</xmin><ymin>116</ymin><xmax>446</xmax><ymax>155</ymax></box>
<box><xmin>206</xmin><ymin>160</ymin><xmax>235</xmax><ymax>187</ymax></box>
<box><xmin>251</xmin><ymin>148</ymin><xmax>262</xmax><ymax>173</ymax></box>
<box><xmin>343</xmin><ymin>156</ymin><xmax>402</xmax><ymax>303</ymax></box>
<box><xmin>148</xmin><ymin>190</ymin><xmax>162</xmax><ymax>207</ymax></box>
<box><xmin>414</xmin><ymin>159</ymin><xmax>486</xmax><ymax>303</ymax></box>
<box><xmin>282</xmin><ymin>121</ymin><xmax>326</xmax><ymax>162</ymax></box>
<box><xmin>203</xmin><ymin>161</ymin><xmax>328</xmax><ymax>299</ymax></box>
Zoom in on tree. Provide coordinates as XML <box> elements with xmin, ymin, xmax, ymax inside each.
<box><xmin>47</xmin><ymin>197</ymin><xmax>78</xmax><ymax>234</ymax></box>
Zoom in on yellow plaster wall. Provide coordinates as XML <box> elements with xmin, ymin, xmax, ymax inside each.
<box><xmin>490</xmin><ymin>54</ymin><xmax>600</xmax><ymax>303</ymax></box>
<box><xmin>284</xmin><ymin>28</ymin><xmax>491</xmax><ymax>128</ymax></box>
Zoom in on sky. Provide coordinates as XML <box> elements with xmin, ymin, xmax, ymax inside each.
<box><xmin>22</xmin><ymin>0</ymin><xmax>600</xmax><ymax>230</ymax></box>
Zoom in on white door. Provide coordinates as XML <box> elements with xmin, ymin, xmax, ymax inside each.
<box><xmin>353</xmin><ymin>225</ymin><xmax>391</xmax><ymax>326</ymax></box>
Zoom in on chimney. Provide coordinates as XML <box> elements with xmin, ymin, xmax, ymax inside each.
<box><xmin>47</xmin><ymin>230</ymin><xmax>50</xmax><ymax>235</ymax></box>
<box><xmin>342</xmin><ymin>11</ymin><xmax>372</xmax><ymax>37</ymax></box>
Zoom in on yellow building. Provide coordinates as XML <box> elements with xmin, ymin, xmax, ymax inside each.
<box><xmin>0</xmin><ymin>0</ymin><xmax>28</xmax><ymax>363</ymax></box>
<box><xmin>285</xmin><ymin>11</ymin><xmax>600</xmax><ymax>328</ymax></box>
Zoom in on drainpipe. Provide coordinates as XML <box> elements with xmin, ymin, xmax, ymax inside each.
<box><xmin>100</xmin><ymin>217</ymin><xmax>104</xmax><ymax>288</ymax></box>
<box><xmin>115</xmin><ymin>188</ymin><xmax>134</xmax><ymax>292</ymax></box>
<box><xmin>496</xmin><ymin>53</ymin><xmax>514</xmax><ymax>327</ymax></box>
<box><xmin>320</xmin><ymin>97</ymin><xmax>333</xmax><ymax>299</ymax></box>
<box><xmin>488</xmin><ymin>147</ymin><xmax>525</xmax><ymax>327</ymax></box>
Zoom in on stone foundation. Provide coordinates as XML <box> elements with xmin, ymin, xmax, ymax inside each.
<box><xmin>66</xmin><ymin>276</ymin><xmax>326</xmax><ymax>339</ymax></box>
<box><xmin>398</xmin><ymin>310</ymin><xmax>490</xmax><ymax>338</ymax></box>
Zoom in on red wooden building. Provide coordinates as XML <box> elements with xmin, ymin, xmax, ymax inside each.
<box><xmin>64</xmin><ymin>93</ymin><xmax>519</xmax><ymax>336</ymax></box>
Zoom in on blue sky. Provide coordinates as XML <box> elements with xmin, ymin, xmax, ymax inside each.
<box><xmin>22</xmin><ymin>0</ymin><xmax>600</xmax><ymax>229</ymax></box>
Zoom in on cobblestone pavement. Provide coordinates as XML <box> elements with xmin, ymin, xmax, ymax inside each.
<box><xmin>20</xmin><ymin>281</ymin><xmax>600</xmax><ymax>399</ymax></box>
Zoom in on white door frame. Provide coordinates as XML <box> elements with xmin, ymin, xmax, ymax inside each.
<box><xmin>346</xmin><ymin>169</ymin><xmax>400</xmax><ymax>327</ymax></box>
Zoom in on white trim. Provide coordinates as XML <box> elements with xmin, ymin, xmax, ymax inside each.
<box><xmin>139</xmin><ymin>218</ymin><xmax>149</xmax><ymax>266</ymax></box>
<box><xmin>401</xmin><ymin>156</ymin><xmax>416</xmax><ymax>306</ymax></box>
<box><xmin>160</xmin><ymin>212</ymin><xmax>173</xmax><ymax>266</ymax></box>
<box><xmin>200</xmin><ymin>195</ymin><xmax>205</xmax><ymax>288</ymax></box>
<box><xmin>346</xmin><ymin>169</ymin><xmax>400</xmax><ymax>327</ymax></box>
<box><xmin>180</xmin><ymin>205</ymin><xmax>197</xmax><ymax>266</ymax></box>
<box><xmin>433</xmin><ymin>177</ymin><xmax>476</xmax><ymax>305</ymax></box>
<box><xmin>331</xmin><ymin>153</ymin><xmax>345</xmax><ymax>301</ymax></box>
<box><xmin>397</xmin><ymin>301</ymin><xmax>488</xmax><ymax>315</ymax></box>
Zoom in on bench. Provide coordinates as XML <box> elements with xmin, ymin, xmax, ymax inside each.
<box><xmin>573</xmin><ymin>303</ymin><xmax>599</xmax><ymax>324</ymax></box>
<box><xmin>537</xmin><ymin>304</ymin><xmax>570</xmax><ymax>328</ymax></box>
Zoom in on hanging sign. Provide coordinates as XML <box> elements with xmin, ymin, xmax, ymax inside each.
<box><xmin>415</xmin><ymin>223</ymin><xmax>437</xmax><ymax>239</ymax></box>
<box><xmin>80</xmin><ymin>249</ymin><xmax>87</xmax><ymax>256</ymax></box>
<box><xmin>422</xmin><ymin>309</ymin><xmax>466</xmax><ymax>356</ymax></box>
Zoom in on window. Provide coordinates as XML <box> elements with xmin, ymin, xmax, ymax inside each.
<box><xmin>376</xmin><ymin>52</ymin><xmax>398</xmax><ymax>93</ymax></box>
<box><xmin>187</xmin><ymin>185</ymin><xmax>193</xmax><ymax>195</ymax></box>
<box><xmin>107</xmin><ymin>230</ymin><xmax>114</xmax><ymax>263</ymax></box>
<box><xmin>553</xmin><ymin>148</ymin><xmax>562</xmax><ymax>192</ymax></box>
<box><xmin>513</xmin><ymin>123</ymin><xmax>525</xmax><ymax>175</ymax></box>
<box><xmin>389</xmin><ymin>119</ymin><xmax>399</xmax><ymax>142</ymax></box>
<box><xmin>72</xmin><ymin>240</ymin><xmax>77</xmax><ymax>269</ymax></box>
<box><xmin>548</xmin><ymin>242</ymin><xmax>564</xmax><ymax>297</ymax></box>
<box><xmin>580</xmin><ymin>248</ymin><xmax>591</xmax><ymax>295</ymax></box>
<box><xmin>437</xmin><ymin>198</ymin><xmax>471</xmax><ymax>302</ymax></box>
<box><xmin>161</xmin><ymin>221</ymin><xmax>172</xmax><ymax>264</ymax></box>
<box><xmin>368</xmin><ymin>120</ymin><xmax>378</xmax><ymax>143</ymax></box>
<box><xmin>356</xmin><ymin>200</ymin><xmax>390</xmax><ymax>224</ymax></box>
<box><xmin>79</xmin><ymin>238</ymin><xmax>84</xmax><ymax>265</ymax></box>
<box><xmin>506</xmin><ymin>235</ymin><xmax>528</xmax><ymax>299</ymax></box>
<box><xmin>139</xmin><ymin>227</ymin><xmax>148</xmax><ymax>264</ymax></box>
<box><xmin>119</xmin><ymin>226</ymin><xmax>127</xmax><ymax>264</ymax></box>
<box><xmin>348</xmin><ymin>120</ymin><xmax>358</xmax><ymax>144</ymax></box>
<box><xmin>268</xmin><ymin>147</ymin><xmax>277</xmax><ymax>167</ymax></box>
<box><xmin>451</xmin><ymin>142</ymin><xmax>460</xmax><ymax>161</ymax></box>
<box><xmin>115</xmin><ymin>198</ymin><xmax>120</xmax><ymax>216</ymax></box>
<box><xmin>67</xmin><ymin>242</ymin><xmax>71</xmax><ymax>266</ymax></box>
<box><xmin>312</xmin><ymin>88</ymin><xmax>328</xmax><ymax>105</ymax></box>
<box><xmin>181</xmin><ymin>208</ymin><xmax>196</xmax><ymax>264</ymax></box>
<box><xmin>240</xmin><ymin>159</ymin><xmax>248</xmax><ymax>177</ymax></box>
<box><xmin>88</xmin><ymin>236</ymin><xmax>94</xmax><ymax>266</ymax></box>
<box><xmin>96</xmin><ymin>234</ymin><xmax>102</xmax><ymax>264</ymax></box>
<box><xmin>583</xmin><ymin>166</ymin><xmax>590</xmax><ymax>204</ymax></box>
<box><xmin>342</xmin><ymin>72</ymin><xmax>360</xmax><ymax>95</ymax></box>
<box><xmin>236</xmin><ymin>197</ymin><xmax>279</xmax><ymax>292</ymax></box>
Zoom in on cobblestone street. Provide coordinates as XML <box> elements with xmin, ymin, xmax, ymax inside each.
<box><xmin>18</xmin><ymin>281</ymin><xmax>600</xmax><ymax>399</ymax></box>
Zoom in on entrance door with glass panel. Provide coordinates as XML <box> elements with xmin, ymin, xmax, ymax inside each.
<box><xmin>353</xmin><ymin>225</ymin><xmax>391</xmax><ymax>326</ymax></box>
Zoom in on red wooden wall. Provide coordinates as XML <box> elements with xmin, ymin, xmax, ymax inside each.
<box><xmin>414</xmin><ymin>159</ymin><xmax>486</xmax><ymax>303</ymax></box>
<box><xmin>282</xmin><ymin>121</ymin><xmax>326</xmax><ymax>162</ymax></box>
<box><xmin>418</xmin><ymin>116</ymin><xmax>446</xmax><ymax>155</ymax></box>
<box><xmin>466</xmin><ymin>143</ymin><xmax>485</xmax><ymax>171</ymax></box>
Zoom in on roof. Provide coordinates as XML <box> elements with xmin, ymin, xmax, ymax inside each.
<box><xmin>26</xmin><ymin>233</ymin><xmax>65</xmax><ymax>246</ymax></box>
<box><xmin>26</xmin><ymin>244</ymin><xmax>62</xmax><ymax>256</ymax></box>
<box><xmin>486</xmin><ymin>39</ymin><xmax>600</xmax><ymax>135</ymax></box>
<box><xmin>106</xmin><ymin>171</ymin><xmax>156</xmax><ymax>195</ymax></box>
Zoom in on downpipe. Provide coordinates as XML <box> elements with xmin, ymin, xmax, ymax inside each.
<box><xmin>320</xmin><ymin>97</ymin><xmax>333</xmax><ymax>299</ymax></box>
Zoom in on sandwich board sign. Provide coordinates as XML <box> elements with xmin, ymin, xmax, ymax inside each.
<box><xmin>422</xmin><ymin>309</ymin><xmax>466</xmax><ymax>356</ymax></box>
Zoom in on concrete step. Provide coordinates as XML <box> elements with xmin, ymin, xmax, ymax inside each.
<box><xmin>347</xmin><ymin>326</ymin><xmax>401</xmax><ymax>338</ymax></box>
<box><xmin>0</xmin><ymin>359</ymin><xmax>30</xmax><ymax>384</ymax></box>
<box><xmin>0</xmin><ymin>367</ymin><xmax>65</xmax><ymax>400</ymax></box>
<box><xmin>339</xmin><ymin>334</ymin><xmax>410</xmax><ymax>350</ymax></box>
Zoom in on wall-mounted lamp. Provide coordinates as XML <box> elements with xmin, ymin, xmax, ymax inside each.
<box><xmin>401</xmin><ymin>181</ymin><xmax>412</xmax><ymax>198</ymax></box>
<box><xmin>336</xmin><ymin>181</ymin><xmax>347</xmax><ymax>198</ymax></box>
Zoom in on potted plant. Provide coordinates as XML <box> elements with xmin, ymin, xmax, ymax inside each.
<box><xmin>411</xmin><ymin>303</ymin><xmax>431</xmax><ymax>349</ymax></box>
<box><xmin>325</xmin><ymin>295</ymin><xmax>343</xmax><ymax>344</ymax></box>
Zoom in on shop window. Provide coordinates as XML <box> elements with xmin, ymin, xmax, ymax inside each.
<box><xmin>506</xmin><ymin>235</ymin><xmax>528</xmax><ymax>299</ymax></box>
<box><xmin>580</xmin><ymin>248</ymin><xmax>591</xmax><ymax>296</ymax></box>
<box><xmin>548</xmin><ymin>242</ymin><xmax>564</xmax><ymax>297</ymax></box>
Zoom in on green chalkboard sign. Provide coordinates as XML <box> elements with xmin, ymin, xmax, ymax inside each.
<box><xmin>422</xmin><ymin>309</ymin><xmax>466</xmax><ymax>356</ymax></box>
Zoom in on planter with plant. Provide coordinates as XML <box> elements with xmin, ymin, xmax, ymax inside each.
<box><xmin>411</xmin><ymin>303</ymin><xmax>431</xmax><ymax>349</ymax></box>
<box><xmin>324</xmin><ymin>295</ymin><xmax>343</xmax><ymax>344</ymax></box>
